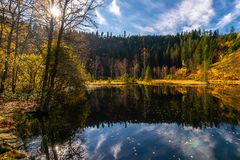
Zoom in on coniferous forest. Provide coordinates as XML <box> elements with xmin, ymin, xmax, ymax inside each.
<box><xmin>80</xmin><ymin>28</ymin><xmax>240</xmax><ymax>80</ymax></box>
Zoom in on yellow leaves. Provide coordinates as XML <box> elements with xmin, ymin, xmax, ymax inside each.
<box><xmin>210</xmin><ymin>68</ymin><xmax>219</xmax><ymax>76</ymax></box>
<box><xmin>176</xmin><ymin>68</ymin><xmax>187</xmax><ymax>77</ymax></box>
<box><xmin>237</xmin><ymin>33</ymin><xmax>240</xmax><ymax>40</ymax></box>
<box><xmin>0</xmin><ymin>50</ymin><xmax>6</xmax><ymax>74</ymax></box>
<box><xmin>224</xmin><ymin>40</ymin><xmax>233</xmax><ymax>47</ymax></box>
<box><xmin>0</xmin><ymin>50</ymin><xmax>6</xmax><ymax>61</ymax></box>
<box><xmin>16</xmin><ymin>54</ymin><xmax>44</xmax><ymax>91</ymax></box>
<box><xmin>1</xmin><ymin>26</ymin><xmax>11</xmax><ymax>39</ymax></box>
<box><xmin>176</xmin><ymin>87</ymin><xmax>187</xmax><ymax>94</ymax></box>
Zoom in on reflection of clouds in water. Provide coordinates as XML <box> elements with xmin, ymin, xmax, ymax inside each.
<box><xmin>86</xmin><ymin>127</ymin><xmax>98</xmax><ymax>132</ymax></box>
<box><xmin>135</xmin><ymin>124</ymin><xmax>158</xmax><ymax>132</ymax></box>
<box><xmin>110</xmin><ymin>143</ymin><xmax>122</xmax><ymax>159</ymax></box>
<box><xmin>180</xmin><ymin>129</ymin><xmax>216</xmax><ymax>160</ymax></box>
<box><xmin>215</xmin><ymin>126</ymin><xmax>240</xmax><ymax>157</ymax></box>
<box><xmin>217</xmin><ymin>128</ymin><xmax>236</xmax><ymax>143</ymax></box>
<box><xmin>83</xmin><ymin>123</ymin><xmax>240</xmax><ymax>159</ymax></box>
<box><xmin>85</xmin><ymin>128</ymin><xmax>109</xmax><ymax>159</ymax></box>
<box><xmin>96</xmin><ymin>134</ymin><xmax>107</xmax><ymax>151</ymax></box>
<box><xmin>25</xmin><ymin>136</ymin><xmax>44</xmax><ymax>159</ymax></box>
<box><xmin>135</xmin><ymin>124</ymin><xmax>240</xmax><ymax>160</ymax></box>
<box><xmin>183</xmin><ymin>126</ymin><xmax>201</xmax><ymax>132</ymax></box>
<box><xmin>178</xmin><ymin>126</ymin><xmax>216</xmax><ymax>160</ymax></box>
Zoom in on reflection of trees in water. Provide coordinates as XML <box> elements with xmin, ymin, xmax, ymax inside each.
<box><xmin>15</xmin><ymin>89</ymin><xmax>90</xmax><ymax>160</ymax></box>
<box><xmin>210</xmin><ymin>85</ymin><xmax>240</xmax><ymax>112</ymax></box>
<box><xmin>49</xmin><ymin>131</ymin><xmax>87</xmax><ymax>160</ymax></box>
<box><xmin>13</xmin><ymin>86</ymin><xmax>240</xmax><ymax>159</ymax></box>
<box><xmin>88</xmin><ymin>86</ymin><xmax>240</xmax><ymax>128</ymax></box>
<box><xmin>22</xmin><ymin>128</ymin><xmax>87</xmax><ymax>160</ymax></box>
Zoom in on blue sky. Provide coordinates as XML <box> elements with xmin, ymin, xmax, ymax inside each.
<box><xmin>93</xmin><ymin>0</ymin><xmax>240</xmax><ymax>35</ymax></box>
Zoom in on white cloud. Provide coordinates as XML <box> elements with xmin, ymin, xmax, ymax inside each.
<box><xmin>108</xmin><ymin>0</ymin><xmax>121</xmax><ymax>17</ymax></box>
<box><xmin>154</xmin><ymin>0</ymin><xmax>215</xmax><ymax>34</ymax></box>
<box><xmin>216</xmin><ymin>13</ymin><xmax>234</xmax><ymax>28</ymax></box>
<box><xmin>96</xmin><ymin>10</ymin><xmax>107</xmax><ymax>26</ymax></box>
<box><xmin>134</xmin><ymin>25</ymin><xmax>155</xmax><ymax>34</ymax></box>
<box><xmin>215</xmin><ymin>0</ymin><xmax>240</xmax><ymax>29</ymax></box>
<box><xmin>236</xmin><ymin>0</ymin><xmax>240</xmax><ymax>9</ymax></box>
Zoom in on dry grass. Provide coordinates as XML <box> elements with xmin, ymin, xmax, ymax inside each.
<box><xmin>137</xmin><ymin>80</ymin><xmax>208</xmax><ymax>86</ymax></box>
<box><xmin>209</xmin><ymin>50</ymin><xmax>240</xmax><ymax>80</ymax></box>
<box><xmin>87</xmin><ymin>80</ymin><xmax>240</xmax><ymax>86</ymax></box>
<box><xmin>86</xmin><ymin>80</ymin><xmax>137</xmax><ymax>86</ymax></box>
<box><xmin>209</xmin><ymin>80</ymin><xmax>240</xmax><ymax>85</ymax></box>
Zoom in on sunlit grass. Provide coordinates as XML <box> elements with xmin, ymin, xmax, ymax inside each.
<box><xmin>86</xmin><ymin>80</ymin><xmax>137</xmax><ymax>86</ymax></box>
<box><xmin>137</xmin><ymin>80</ymin><xmax>208</xmax><ymax>86</ymax></box>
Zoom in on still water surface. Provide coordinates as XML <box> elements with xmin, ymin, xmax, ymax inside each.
<box><xmin>16</xmin><ymin>85</ymin><xmax>240</xmax><ymax>160</ymax></box>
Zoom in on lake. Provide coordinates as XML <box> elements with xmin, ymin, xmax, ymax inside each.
<box><xmin>15</xmin><ymin>85</ymin><xmax>240</xmax><ymax>160</ymax></box>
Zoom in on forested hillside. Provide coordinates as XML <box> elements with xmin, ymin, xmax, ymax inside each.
<box><xmin>75</xmin><ymin>29</ymin><xmax>240</xmax><ymax>80</ymax></box>
<box><xmin>209</xmin><ymin>49</ymin><xmax>240</xmax><ymax>80</ymax></box>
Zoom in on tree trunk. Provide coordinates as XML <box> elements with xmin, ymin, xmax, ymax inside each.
<box><xmin>43</xmin><ymin>0</ymin><xmax>68</xmax><ymax>110</ymax></box>
<box><xmin>48</xmin><ymin>8</ymin><xmax>66</xmax><ymax>95</ymax></box>
<box><xmin>0</xmin><ymin>7</ymin><xmax>5</xmax><ymax>48</ymax></box>
<box><xmin>203</xmin><ymin>59</ymin><xmax>208</xmax><ymax>83</ymax></box>
<box><xmin>40</xmin><ymin>17</ymin><xmax>54</xmax><ymax>110</ymax></box>
<box><xmin>0</xmin><ymin>20</ymin><xmax>15</xmax><ymax>93</ymax></box>
<box><xmin>12</xmin><ymin>9</ymin><xmax>20</xmax><ymax>94</ymax></box>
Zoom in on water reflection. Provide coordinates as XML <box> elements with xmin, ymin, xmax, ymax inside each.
<box><xmin>87</xmin><ymin>86</ymin><xmax>239</xmax><ymax>128</ymax></box>
<box><xmin>86</xmin><ymin>123</ymin><xmax>240</xmax><ymax>160</ymax></box>
<box><xmin>15</xmin><ymin>89</ymin><xmax>90</xmax><ymax>159</ymax></box>
<box><xmin>15</xmin><ymin>86</ymin><xmax>240</xmax><ymax>160</ymax></box>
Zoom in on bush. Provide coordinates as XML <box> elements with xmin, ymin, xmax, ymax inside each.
<box><xmin>119</xmin><ymin>74</ymin><xmax>136</xmax><ymax>83</ymax></box>
<box><xmin>144</xmin><ymin>66</ymin><xmax>152</xmax><ymax>81</ymax></box>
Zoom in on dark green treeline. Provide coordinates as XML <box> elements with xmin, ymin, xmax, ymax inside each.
<box><xmin>69</xmin><ymin>28</ymin><xmax>240</xmax><ymax>79</ymax></box>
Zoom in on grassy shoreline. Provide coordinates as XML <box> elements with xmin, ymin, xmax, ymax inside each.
<box><xmin>86</xmin><ymin>79</ymin><xmax>240</xmax><ymax>86</ymax></box>
<box><xmin>86</xmin><ymin>80</ymin><xmax>138</xmax><ymax>86</ymax></box>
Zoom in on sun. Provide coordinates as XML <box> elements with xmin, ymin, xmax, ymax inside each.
<box><xmin>50</xmin><ymin>6</ymin><xmax>61</xmax><ymax>18</ymax></box>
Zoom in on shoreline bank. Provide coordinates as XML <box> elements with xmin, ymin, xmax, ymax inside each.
<box><xmin>86</xmin><ymin>79</ymin><xmax>240</xmax><ymax>86</ymax></box>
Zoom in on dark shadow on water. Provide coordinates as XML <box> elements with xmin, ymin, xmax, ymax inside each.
<box><xmin>87</xmin><ymin>85</ymin><xmax>240</xmax><ymax>128</ymax></box>
<box><xmin>14</xmin><ymin>88</ymin><xmax>90</xmax><ymax>159</ymax></box>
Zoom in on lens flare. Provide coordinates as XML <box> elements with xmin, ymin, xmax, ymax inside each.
<box><xmin>50</xmin><ymin>6</ymin><xmax>60</xmax><ymax>18</ymax></box>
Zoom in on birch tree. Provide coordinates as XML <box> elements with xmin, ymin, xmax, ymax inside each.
<box><xmin>32</xmin><ymin>0</ymin><xmax>100</xmax><ymax>110</ymax></box>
